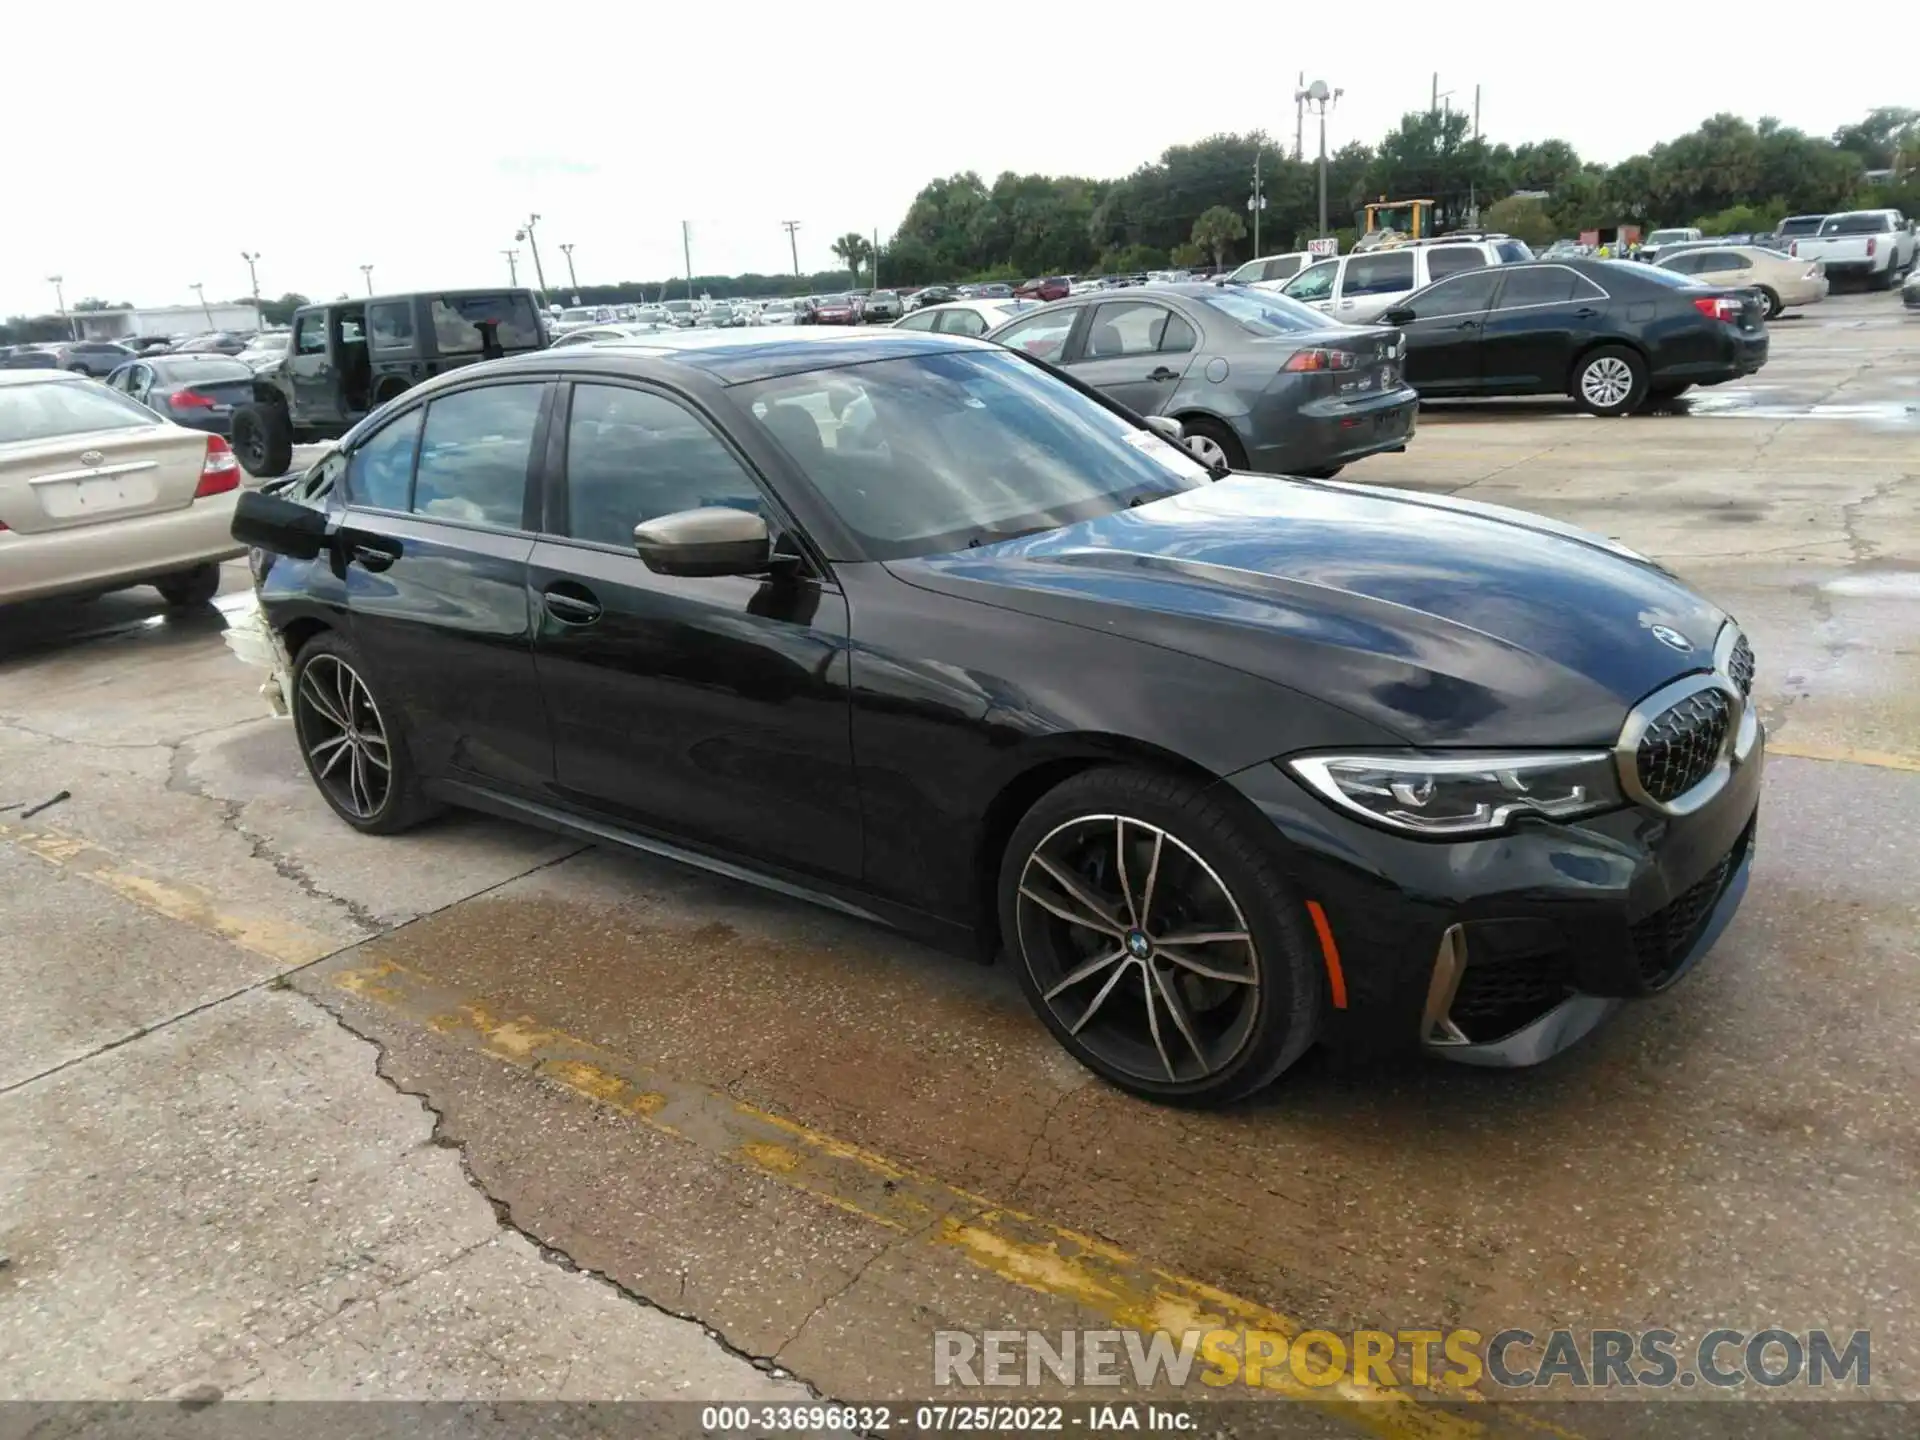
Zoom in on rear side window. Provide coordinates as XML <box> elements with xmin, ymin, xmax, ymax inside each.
<box><xmin>430</xmin><ymin>294</ymin><xmax>544</xmax><ymax>354</ymax></box>
<box><xmin>1495</xmin><ymin>241</ymin><xmax>1534</xmax><ymax>263</ymax></box>
<box><xmin>1341</xmin><ymin>252</ymin><xmax>1416</xmax><ymax>297</ymax></box>
<box><xmin>411</xmin><ymin>384</ymin><xmax>544</xmax><ymax>527</ymax></box>
<box><xmin>937</xmin><ymin>310</ymin><xmax>989</xmax><ymax>337</ymax></box>
<box><xmin>1084</xmin><ymin>301</ymin><xmax>1175</xmax><ymax>358</ymax></box>
<box><xmin>1425</xmin><ymin>247</ymin><xmax>1487</xmax><ymax>281</ymax></box>
<box><xmin>564</xmin><ymin>384</ymin><xmax>764</xmax><ymax>548</ymax></box>
<box><xmin>368</xmin><ymin>302</ymin><xmax>415</xmax><ymax>351</ymax></box>
<box><xmin>346</xmin><ymin>409</ymin><xmax>422</xmax><ymax>512</ymax></box>
<box><xmin>1494</xmin><ymin>268</ymin><xmax>1582</xmax><ymax>307</ymax></box>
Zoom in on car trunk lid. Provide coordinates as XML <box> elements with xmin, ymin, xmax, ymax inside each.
<box><xmin>0</xmin><ymin>424</ymin><xmax>212</xmax><ymax>534</ymax></box>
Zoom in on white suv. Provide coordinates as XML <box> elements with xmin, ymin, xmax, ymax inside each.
<box><xmin>1279</xmin><ymin>236</ymin><xmax>1535</xmax><ymax>324</ymax></box>
<box><xmin>1225</xmin><ymin>251</ymin><xmax>1314</xmax><ymax>289</ymax></box>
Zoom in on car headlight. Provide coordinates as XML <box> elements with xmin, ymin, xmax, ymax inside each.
<box><xmin>1287</xmin><ymin>751</ymin><xmax>1621</xmax><ymax>837</ymax></box>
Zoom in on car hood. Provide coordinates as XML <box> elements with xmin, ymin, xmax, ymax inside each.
<box><xmin>888</xmin><ymin>475</ymin><xmax>1728</xmax><ymax>748</ymax></box>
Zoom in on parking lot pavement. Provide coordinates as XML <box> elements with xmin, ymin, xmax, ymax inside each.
<box><xmin>2</xmin><ymin>292</ymin><xmax>1916</xmax><ymax>1421</ymax></box>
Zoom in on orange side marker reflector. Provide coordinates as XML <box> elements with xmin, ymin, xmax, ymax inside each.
<box><xmin>1305</xmin><ymin>900</ymin><xmax>1348</xmax><ymax>1009</ymax></box>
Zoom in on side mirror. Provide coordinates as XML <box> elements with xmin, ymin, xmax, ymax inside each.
<box><xmin>1143</xmin><ymin>414</ymin><xmax>1185</xmax><ymax>443</ymax></box>
<box><xmin>634</xmin><ymin>507</ymin><xmax>773</xmax><ymax>577</ymax></box>
<box><xmin>231</xmin><ymin>489</ymin><xmax>329</xmax><ymax>560</ymax></box>
<box><xmin>1381</xmin><ymin>306</ymin><xmax>1415</xmax><ymax>326</ymax></box>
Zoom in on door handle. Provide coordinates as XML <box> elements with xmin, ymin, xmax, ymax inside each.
<box><xmin>1573</xmin><ymin>307</ymin><xmax>1601</xmax><ymax>318</ymax></box>
<box><xmin>542</xmin><ymin>586</ymin><xmax>602</xmax><ymax>625</ymax></box>
<box><xmin>348</xmin><ymin>543</ymin><xmax>395</xmax><ymax>572</ymax></box>
<box><xmin>1451</xmin><ymin>319</ymin><xmax>1480</xmax><ymax>329</ymax></box>
<box><xmin>1147</xmin><ymin>366</ymin><xmax>1179</xmax><ymax>382</ymax></box>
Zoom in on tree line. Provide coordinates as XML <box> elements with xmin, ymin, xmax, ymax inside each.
<box><xmin>4</xmin><ymin>107</ymin><xmax>1913</xmax><ymax>342</ymax></box>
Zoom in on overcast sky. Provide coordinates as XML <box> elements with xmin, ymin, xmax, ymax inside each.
<box><xmin>3</xmin><ymin>1</ymin><xmax>1908</xmax><ymax>317</ymax></box>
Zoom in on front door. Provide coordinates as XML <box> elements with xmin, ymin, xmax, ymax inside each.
<box><xmin>1395</xmin><ymin>269</ymin><xmax>1502</xmax><ymax>394</ymax></box>
<box><xmin>333</xmin><ymin>379</ymin><xmax>555</xmax><ymax>791</ymax></box>
<box><xmin>1065</xmin><ymin>299</ymin><xmax>1197</xmax><ymax>415</ymax></box>
<box><xmin>288</xmin><ymin>311</ymin><xmax>342</xmax><ymax>427</ymax></box>
<box><xmin>528</xmin><ymin>380</ymin><xmax>861</xmax><ymax>882</ymax></box>
<box><xmin>1477</xmin><ymin>266</ymin><xmax>1612</xmax><ymax>392</ymax></box>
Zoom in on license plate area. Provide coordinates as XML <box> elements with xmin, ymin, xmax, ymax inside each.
<box><xmin>35</xmin><ymin>473</ymin><xmax>158</xmax><ymax>519</ymax></box>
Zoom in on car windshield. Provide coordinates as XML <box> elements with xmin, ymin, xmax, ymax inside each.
<box><xmin>1613</xmin><ymin>262</ymin><xmax>1699</xmax><ymax>288</ymax></box>
<box><xmin>0</xmin><ymin>378</ymin><xmax>161</xmax><ymax>444</ymax></box>
<box><xmin>1819</xmin><ymin>214</ymin><xmax>1892</xmax><ymax>235</ymax></box>
<box><xmin>764</xmin><ymin>300</ymin><xmax>793</xmax><ymax>312</ymax></box>
<box><xmin>820</xmin><ymin>294</ymin><xmax>851</xmax><ymax>306</ymax></box>
<box><xmin>1194</xmin><ymin>288</ymin><xmax>1328</xmax><ymax>336</ymax></box>
<box><xmin>739</xmin><ymin>348</ymin><xmax>1211</xmax><ymax>561</ymax></box>
<box><xmin>871</xmin><ymin>291</ymin><xmax>898</xmax><ymax>302</ymax></box>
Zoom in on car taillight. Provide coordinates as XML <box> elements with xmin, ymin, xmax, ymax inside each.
<box><xmin>169</xmin><ymin>388</ymin><xmax>216</xmax><ymax>409</ymax></box>
<box><xmin>1866</xmin><ymin>237</ymin><xmax>1877</xmax><ymax>258</ymax></box>
<box><xmin>1692</xmin><ymin>296</ymin><xmax>1741</xmax><ymax>323</ymax></box>
<box><xmin>195</xmin><ymin>434</ymin><xmax>240</xmax><ymax>497</ymax></box>
<box><xmin>1283</xmin><ymin>348</ymin><xmax>1358</xmax><ymax>372</ymax></box>
<box><xmin>1805</xmin><ymin>265</ymin><xmax>1821</xmax><ymax>279</ymax></box>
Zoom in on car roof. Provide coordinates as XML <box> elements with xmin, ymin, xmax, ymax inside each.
<box><xmin>459</xmin><ymin>327</ymin><xmax>989</xmax><ymax>387</ymax></box>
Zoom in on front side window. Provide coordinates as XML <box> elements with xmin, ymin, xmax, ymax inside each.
<box><xmin>1424</xmin><ymin>247</ymin><xmax>1488</xmax><ymax>282</ymax></box>
<box><xmin>294</xmin><ymin>315</ymin><xmax>326</xmax><ymax>356</ymax></box>
<box><xmin>894</xmin><ymin>309</ymin><xmax>939</xmax><ymax>332</ymax></box>
<box><xmin>345</xmin><ymin>408</ymin><xmax>422</xmax><ymax>512</ymax></box>
<box><xmin>1283</xmin><ymin>260</ymin><xmax>1338</xmax><ymax>302</ymax></box>
<box><xmin>1401</xmin><ymin>270</ymin><xmax>1502</xmax><ymax>320</ymax></box>
<box><xmin>740</xmin><ymin>349</ymin><xmax>1211</xmax><ymax>561</ymax></box>
<box><xmin>993</xmin><ymin>308</ymin><xmax>1078</xmax><ymax>361</ymax></box>
<box><xmin>563</xmin><ymin>385</ymin><xmax>765</xmax><ymax>549</ymax></box>
<box><xmin>1083</xmin><ymin>301</ymin><xmax>1174</xmax><ymax>358</ymax></box>
<box><xmin>411</xmin><ymin>384</ymin><xmax>544</xmax><ymax>527</ymax></box>
<box><xmin>1342</xmin><ymin>252</ymin><xmax>1417</xmax><ymax>298</ymax></box>
<box><xmin>368</xmin><ymin>301</ymin><xmax>415</xmax><ymax>350</ymax></box>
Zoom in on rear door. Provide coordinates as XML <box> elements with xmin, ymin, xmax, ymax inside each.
<box><xmin>1477</xmin><ymin>266</ymin><xmax>1611</xmax><ymax>391</ymax></box>
<box><xmin>1064</xmin><ymin>299</ymin><xmax>1197</xmax><ymax>414</ymax></box>
<box><xmin>1394</xmin><ymin>269</ymin><xmax>1502</xmax><ymax>393</ymax></box>
<box><xmin>333</xmin><ymin>379</ymin><xmax>554</xmax><ymax>792</ymax></box>
<box><xmin>1689</xmin><ymin>250</ymin><xmax>1753</xmax><ymax>290</ymax></box>
<box><xmin>0</xmin><ymin>379</ymin><xmax>210</xmax><ymax>537</ymax></box>
<box><xmin>1334</xmin><ymin>250</ymin><xmax>1418</xmax><ymax>323</ymax></box>
<box><xmin>527</xmin><ymin>380</ymin><xmax>861</xmax><ymax>880</ymax></box>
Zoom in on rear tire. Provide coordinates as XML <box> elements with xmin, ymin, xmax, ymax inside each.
<box><xmin>154</xmin><ymin>563</ymin><xmax>221</xmax><ymax>608</ymax></box>
<box><xmin>1572</xmin><ymin>346</ymin><xmax>1647</xmax><ymax>417</ymax></box>
<box><xmin>232</xmin><ymin>403</ymin><xmax>293</xmax><ymax>479</ymax></box>
<box><xmin>1871</xmin><ymin>264</ymin><xmax>1896</xmax><ymax>292</ymax></box>
<box><xmin>1757</xmin><ymin>286</ymin><xmax>1782</xmax><ymax>320</ymax></box>
<box><xmin>1178</xmin><ymin>416</ymin><xmax>1247</xmax><ymax>472</ymax></box>
<box><xmin>999</xmin><ymin>766</ymin><xmax>1322</xmax><ymax>1106</ymax></box>
<box><xmin>290</xmin><ymin>632</ymin><xmax>440</xmax><ymax>835</ymax></box>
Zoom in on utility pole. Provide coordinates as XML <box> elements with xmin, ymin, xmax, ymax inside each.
<box><xmin>190</xmin><ymin>282</ymin><xmax>214</xmax><ymax>327</ymax></box>
<box><xmin>47</xmin><ymin>275</ymin><xmax>74</xmax><ymax>339</ymax></box>
<box><xmin>240</xmin><ymin>251</ymin><xmax>262</xmax><ymax>320</ymax></box>
<box><xmin>501</xmin><ymin>249</ymin><xmax>520</xmax><ymax>285</ymax></box>
<box><xmin>1432</xmin><ymin>72</ymin><xmax>1439</xmax><ymax>116</ymax></box>
<box><xmin>873</xmin><ymin>227</ymin><xmax>881</xmax><ymax>288</ymax></box>
<box><xmin>1295</xmin><ymin>72</ymin><xmax>1305</xmax><ymax>160</ymax></box>
<box><xmin>1248</xmin><ymin>149</ymin><xmax>1267</xmax><ymax>257</ymax></box>
<box><xmin>1296</xmin><ymin>81</ymin><xmax>1343</xmax><ymax>241</ymax></box>
<box><xmin>781</xmin><ymin>220</ymin><xmax>802</xmax><ymax>279</ymax></box>
<box><xmin>1473</xmin><ymin>84</ymin><xmax>1482</xmax><ymax>143</ymax></box>
<box><xmin>559</xmin><ymin>242</ymin><xmax>578</xmax><ymax>292</ymax></box>
<box><xmin>358</xmin><ymin>265</ymin><xmax>373</xmax><ymax>297</ymax></box>
<box><xmin>682</xmin><ymin>220</ymin><xmax>694</xmax><ymax>300</ymax></box>
<box><xmin>515</xmin><ymin>215</ymin><xmax>548</xmax><ymax>299</ymax></box>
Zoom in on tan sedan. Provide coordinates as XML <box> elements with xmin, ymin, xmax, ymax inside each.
<box><xmin>1657</xmin><ymin>244</ymin><xmax>1829</xmax><ymax>318</ymax></box>
<box><xmin>0</xmin><ymin>370</ymin><xmax>247</xmax><ymax>608</ymax></box>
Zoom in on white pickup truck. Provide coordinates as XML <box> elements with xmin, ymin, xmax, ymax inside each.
<box><xmin>1787</xmin><ymin>210</ymin><xmax>1918</xmax><ymax>290</ymax></box>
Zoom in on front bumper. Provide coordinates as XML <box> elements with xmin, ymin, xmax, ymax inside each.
<box><xmin>1225</xmin><ymin>719</ymin><xmax>1763</xmax><ymax>1068</ymax></box>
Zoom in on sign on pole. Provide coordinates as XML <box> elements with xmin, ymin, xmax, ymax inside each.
<box><xmin>1307</xmin><ymin>237</ymin><xmax>1339</xmax><ymax>258</ymax></box>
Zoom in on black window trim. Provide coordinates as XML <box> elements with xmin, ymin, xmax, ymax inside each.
<box><xmin>538</xmin><ymin>375</ymin><xmax>831</xmax><ymax>583</ymax></box>
<box><xmin>1487</xmin><ymin>265</ymin><xmax>1610</xmax><ymax>314</ymax></box>
<box><xmin>338</xmin><ymin>375</ymin><xmax>557</xmax><ymax>537</ymax></box>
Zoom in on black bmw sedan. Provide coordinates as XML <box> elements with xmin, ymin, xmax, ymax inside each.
<box><xmin>1382</xmin><ymin>259</ymin><xmax>1769</xmax><ymax>415</ymax></box>
<box><xmin>231</xmin><ymin>329</ymin><xmax>1762</xmax><ymax>1104</ymax></box>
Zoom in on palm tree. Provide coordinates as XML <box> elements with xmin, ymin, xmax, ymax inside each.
<box><xmin>1190</xmin><ymin>206</ymin><xmax>1248</xmax><ymax>270</ymax></box>
<box><xmin>830</xmin><ymin>232</ymin><xmax>873</xmax><ymax>286</ymax></box>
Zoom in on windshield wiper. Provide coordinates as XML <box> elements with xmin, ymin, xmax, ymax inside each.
<box><xmin>965</xmin><ymin>524</ymin><xmax>1056</xmax><ymax>549</ymax></box>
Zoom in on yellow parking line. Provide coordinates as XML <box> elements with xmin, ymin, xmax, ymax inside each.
<box><xmin>321</xmin><ymin>954</ymin><xmax>1578</xmax><ymax>1439</ymax></box>
<box><xmin>0</xmin><ymin>820</ymin><xmax>338</xmax><ymax>967</ymax></box>
<box><xmin>1765</xmin><ymin>740</ymin><xmax>1920</xmax><ymax>773</ymax></box>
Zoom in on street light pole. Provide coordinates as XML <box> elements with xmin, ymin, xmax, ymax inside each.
<box><xmin>559</xmin><ymin>243</ymin><xmax>578</xmax><ymax>292</ymax></box>
<box><xmin>782</xmin><ymin>220</ymin><xmax>802</xmax><ymax>279</ymax></box>
<box><xmin>359</xmin><ymin>265</ymin><xmax>374</xmax><ymax>296</ymax></box>
<box><xmin>47</xmin><ymin>275</ymin><xmax>74</xmax><ymax>339</ymax></box>
<box><xmin>1247</xmin><ymin>148</ymin><xmax>1267</xmax><ymax>257</ymax></box>
<box><xmin>190</xmin><ymin>282</ymin><xmax>213</xmax><ymax>328</ymax></box>
<box><xmin>515</xmin><ymin>215</ymin><xmax>549</xmax><ymax>299</ymax></box>
<box><xmin>1295</xmin><ymin>79</ymin><xmax>1343</xmax><ymax>241</ymax></box>
<box><xmin>240</xmin><ymin>251</ymin><xmax>262</xmax><ymax>320</ymax></box>
<box><xmin>501</xmin><ymin>249</ymin><xmax>520</xmax><ymax>286</ymax></box>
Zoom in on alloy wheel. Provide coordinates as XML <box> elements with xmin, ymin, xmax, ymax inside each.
<box><xmin>1580</xmin><ymin>356</ymin><xmax>1634</xmax><ymax>409</ymax></box>
<box><xmin>295</xmin><ymin>654</ymin><xmax>392</xmax><ymax>821</ymax></box>
<box><xmin>1182</xmin><ymin>433</ymin><xmax>1229</xmax><ymax>470</ymax></box>
<box><xmin>1015</xmin><ymin>814</ymin><xmax>1261</xmax><ymax>1085</ymax></box>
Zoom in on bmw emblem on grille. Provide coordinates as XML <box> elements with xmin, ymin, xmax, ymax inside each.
<box><xmin>1650</xmin><ymin>625</ymin><xmax>1693</xmax><ymax>653</ymax></box>
<box><xmin>79</xmin><ymin>449</ymin><xmax>104</xmax><ymax>468</ymax></box>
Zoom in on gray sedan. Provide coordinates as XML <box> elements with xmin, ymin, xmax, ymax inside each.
<box><xmin>985</xmin><ymin>284</ymin><xmax>1417</xmax><ymax>478</ymax></box>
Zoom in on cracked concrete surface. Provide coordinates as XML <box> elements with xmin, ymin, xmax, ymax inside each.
<box><xmin>2</xmin><ymin>297</ymin><xmax>1918</xmax><ymax>1411</ymax></box>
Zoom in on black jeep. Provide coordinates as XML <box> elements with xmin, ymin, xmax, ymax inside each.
<box><xmin>230</xmin><ymin>289</ymin><xmax>548</xmax><ymax>477</ymax></box>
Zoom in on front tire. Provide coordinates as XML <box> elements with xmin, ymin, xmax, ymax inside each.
<box><xmin>232</xmin><ymin>402</ymin><xmax>293</xmax><ymax>478</ymax></box>
<box><xmin>290</xmin><ymin>633</ymin><xmax>438</xmax><ymax>835</ymax></box>
<box><xmin>154</xmin><ymin>563</ymin><xmax>221</xmax><ymax>608</ymax></box>
<box><xmin>1572</xmin><ymin>346</ymin><xmax>1647</xmax><ymax>416</ymax></box>
<box><xmin>1178</xmin><ymin>417</ymin><xmax>1247</xmax><ymax>472</ymax></box>
<box><xmin>999</xmin><ymin>767</ymin><xmax>1322</xmax><ymax>1105</ymax></box>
